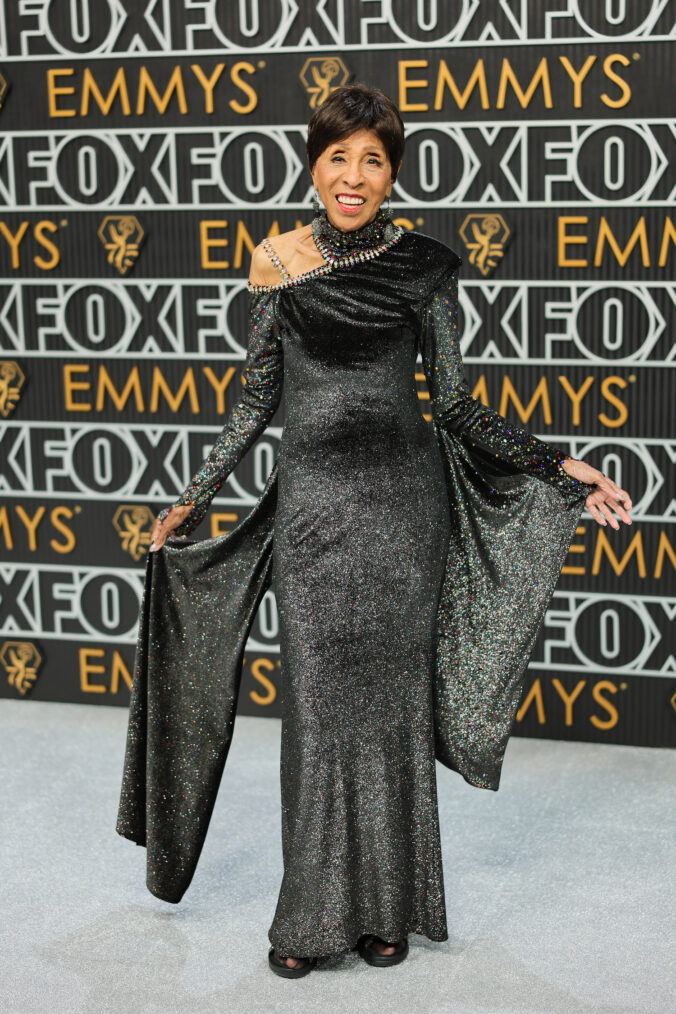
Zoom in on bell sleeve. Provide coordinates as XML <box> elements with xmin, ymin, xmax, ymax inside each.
<box><xmin>116</xmin><ymin>287</ymin><xmax>283</xmax><ymax>904</ymax></box>
<box><xmin>162</xmin><ymin>288</ymin><xmax>284</xmax><ymax>537</ymax></box>
<box><xmin>417</xmin><ymin>259</ymin><xmax>592</xmax><ymax>497</ymax></box>
<box><xmin>416</xmin><ymin>252</ymin><xmax>595</xmax><ymax>792</ymax></box>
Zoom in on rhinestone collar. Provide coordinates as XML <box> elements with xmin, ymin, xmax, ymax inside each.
<box><xmin>248</xmin><ymin>205</ymin><xmax>403</xmax><ymax>294</ymax></box>
<box><xmin>311</xmin><ymin>206</ymin><xmax>394</xmax><ymax>257</ymax></box>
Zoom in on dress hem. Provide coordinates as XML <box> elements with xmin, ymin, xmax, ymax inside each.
<box><xmin>268</xmin><ymin>924</ymin><xmax>449</xmax><ymax>959</ymax></box>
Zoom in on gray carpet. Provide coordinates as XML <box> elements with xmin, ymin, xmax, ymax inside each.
<box><xmin>1</xmin><ymin>698</ymin><xmax>673</xmax><ymax>1014</ymax></box>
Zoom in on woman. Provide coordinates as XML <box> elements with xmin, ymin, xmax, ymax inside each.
<box><xmin>119</xmin><ymin>84</ymin><xmax>632</xmax><ymax>978</ymax></box>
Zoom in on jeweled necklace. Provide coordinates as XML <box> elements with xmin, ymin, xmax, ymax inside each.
<box><xmin>248</xmin><ymin>203</ymin><xmax>403</xmax><ymax>293</ymax></box>
<box><xmin>311</xmin><ymin>206</ymin><xmax>402</xmax><ymax>266</ymax></box>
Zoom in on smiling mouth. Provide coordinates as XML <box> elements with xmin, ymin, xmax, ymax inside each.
<box><xmin>335</xmin><ymin>194</ymin><xmax>366</xmax><ymax>212</ymax></box>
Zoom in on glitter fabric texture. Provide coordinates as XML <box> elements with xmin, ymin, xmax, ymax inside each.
<box><xmin>156</xmin><ymin>291</ymin><xmax>284</xmax><ymax>536</ymax></box>
<box><xmin>117</xmin><ymin>212</ymin><xmax>593</xmax><ymax>957</ymax></box>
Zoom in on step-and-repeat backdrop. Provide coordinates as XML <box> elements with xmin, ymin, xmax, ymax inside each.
<box><xmin>0</xmin><ymin>2</ymin><xmax>674</xmax><ymax>749</ymax></box>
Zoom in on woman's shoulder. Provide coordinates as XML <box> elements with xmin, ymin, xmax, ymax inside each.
<box><xmin>249</xmin><ymin>225</ymin><xmax>320</xmax><ymax>287</ymax></box>
<box><xmin>391</xmin><ymin>228</ymin><xmax>462</xmax><ymax>304</ymax></box>
<box><xmin>249</xmin><ymin>222</ymin><xmax>462</xmax><ymax>294</ymax></box>
<box><xmin>399</xmin><ymin>228</ymin><xmax>462</xmax><ymax>275</ymax></box>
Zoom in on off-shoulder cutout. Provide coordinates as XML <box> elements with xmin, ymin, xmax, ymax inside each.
<box><xmin>249</xmin><ymin>243</ymin><xmax>287</xmax><ymax>288</ymax></box>
<box><xmin>247</xmin><ymin>222</ymin><xmax>404</xmax><ymax>294</ymax></box>
<box><xmin>249</xmin><ymin>227</ymin><xmax>329</xmax><ymax>291</ymax></box>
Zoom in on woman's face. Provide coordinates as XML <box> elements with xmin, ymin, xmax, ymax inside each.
<box><xmin>311</xmin><ymin>128</ymin><xmax>397</xmax><ymax>231</ymax></box>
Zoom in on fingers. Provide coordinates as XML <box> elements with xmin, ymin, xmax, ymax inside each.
<box><xmin>599</xmin><ymin>486</ymin><xmax>632</xmax><ymax>526</ymax></box>
<box><xmin>150</xmin><ymin>518</ymin><xmax>177</xmax><ymax>552</ymax></box>
<box><xmin>150</xmin><ymin>524</ymin><xmax>174</xmax><ymax>552</ymax></box>
<box><xmin>599</xmin><ymin>501</ymin><xmax>619</xmax><ymax>530</ymax></box>
<box><xmin>587</xmin><ymin>495</ymin><xmax>615</xmax><ymax>528</ymax></box>
<box><xmin>610</xmin><ymin>498</ymin><xmax>632</xmax><ymax>526</ymax></box>
<box><xmin>607</xmin><ymin>481</ymin><xmax>632</xmax><ymax>511</ymax></box>
<box><xmin>150</xmin><ymin>519</ymin><xmax>163</xmax><ymax>546</ymax></box>
<box><xmin>149</xmin><ymin>510</ymin><xmax>175</xmax><ymax>552</ymax></box>
<box><xmin>596</xmin><ymin>475</ymin><xmax>632</xmax><ymax>510</ymax></box>
<box><xmin>586</xmin><ymin>486</ymin><xmax>633</xmax><ymax>529</ymax></box>
<box><xmin>149</xmin><ymin>504</ymin><xmax>193</xmax><ymax>552</ymax></box>
<box><xmin>587</xmin><ymin>501</ymin><xmax>605</xmax><ymax>526</ymax></box>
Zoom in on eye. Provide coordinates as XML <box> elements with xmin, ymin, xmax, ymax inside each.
<box><xmin>330</xmin><ymin>154</ymin><xmax>383</xmax><ymax>165</ymax></box>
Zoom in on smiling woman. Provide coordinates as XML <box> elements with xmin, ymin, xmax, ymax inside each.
<box><xmin>247</xmin><ymin>90</ymin><xmax>405</xmax><ymax>289</ymax></box>
<box><xmin>306</xmin><ymin>87</ymin><xmax>404</xmax><ymax>230</ymax></box>
<box><xmin>312</xmin><ymin>129</ymin><xmax>394</xmax><ymax>221</ymax></box>
<box><xmin>124</xmin><ymin>81</ymin><xmax>631</xmax><ymax>985</ymax></box>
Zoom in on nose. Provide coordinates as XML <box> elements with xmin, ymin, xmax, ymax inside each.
<box><xmin>342</xmin><ymin>161</ymin><xmax>364</xmax><ymax>189</ymax></box>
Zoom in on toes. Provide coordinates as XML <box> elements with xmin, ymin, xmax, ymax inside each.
<box><xmin>278</xmin><ymin>952</ymin><xmax>305</xmax><ymax>968</ymax></box>
<box><xmin>372</xmin><ymin>937</ymin><xmax>397</xmax><ymax>955</ymax></box>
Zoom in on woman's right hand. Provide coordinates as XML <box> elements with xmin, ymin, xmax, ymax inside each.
<box><xmin>149</xmin><ymin>504</ymin><xmax>194</xmax><ymax>552</ymax></box>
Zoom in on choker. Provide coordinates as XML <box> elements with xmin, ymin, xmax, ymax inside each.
<box><xmin>311</xmin><ymin>205</ymin><xmax>397</xmax><ymax>258</ymax></box>
<box><xmin>248</xmin><ymin>203</ymin><xmax>403</xmax><ymax>292</ymax></box>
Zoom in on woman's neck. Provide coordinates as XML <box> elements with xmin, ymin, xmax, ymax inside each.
<box><xmin>312</xmin><ymin>205</ymin><xmax>391</xmax><ymax>257</ymax></box>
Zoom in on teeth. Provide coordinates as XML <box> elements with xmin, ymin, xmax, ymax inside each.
<box><xmin>337</xmin><ymin>196</ymin><xmax>365</xmax><ymax>205</ymax></box>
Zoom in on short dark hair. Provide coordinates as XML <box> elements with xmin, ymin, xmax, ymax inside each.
<box><xmin>306</xmin><ymin>83</ymin><xmax>405</xmax><ymax>183</ymax></box>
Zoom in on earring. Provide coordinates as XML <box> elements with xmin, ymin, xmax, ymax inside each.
<box><xmin>311</xmin><ymin>187</ymin><xmax>321</xmax><ymax>216</ymax></box>
<box><xmin>382</xmin><ymin>193</ymin><xmax>393</xmax><ymax>220</ymax></box>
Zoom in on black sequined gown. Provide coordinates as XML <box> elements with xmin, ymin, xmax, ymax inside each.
<box><xmin>116</xmin><ymin>209</ymin><xmax>592</xmax><ymax>958</ymax></box>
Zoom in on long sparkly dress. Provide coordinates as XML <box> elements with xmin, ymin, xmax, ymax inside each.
<box><xmin>116</xmin><ymin>207</ymin><xmax>592</xmax><ymax>958</ymax></box>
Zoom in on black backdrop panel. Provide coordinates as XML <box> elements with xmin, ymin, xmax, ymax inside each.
<box><xmin>0</xmin><ymin>1</ymin><xmax>674</xmax><ymax>749</ymax></box>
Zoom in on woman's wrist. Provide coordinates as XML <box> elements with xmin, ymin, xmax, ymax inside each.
<box><xmin>560</xmin><ymin>455</ymin><xmax>602</xmax><ymax>486</ymax></box>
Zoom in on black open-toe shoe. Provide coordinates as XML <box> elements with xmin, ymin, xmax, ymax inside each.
<box><xmin>357</xmin><ymin>934</ymin><xmax>409</xmax><ymax>967</ymax></box>
<box><xmin>268</xmin><ymin>946</ymin><xmax>316</xmax><ymax>978</ymax></box>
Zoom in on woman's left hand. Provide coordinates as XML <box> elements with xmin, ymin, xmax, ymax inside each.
<box><xmin>561</xmin><ymin>457</ymin><xmax>633</xmax><ymax>530</ymax></box>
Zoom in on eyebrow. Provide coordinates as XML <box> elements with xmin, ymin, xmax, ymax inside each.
<box><xmin>329</xmin><ymin>146</ymin><xmax>384</xmax><ymax>156</ymax></box>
